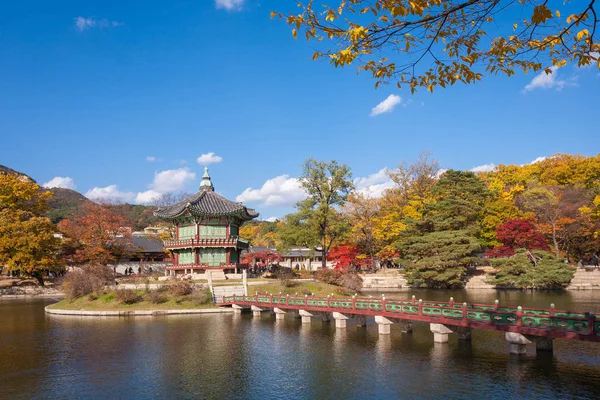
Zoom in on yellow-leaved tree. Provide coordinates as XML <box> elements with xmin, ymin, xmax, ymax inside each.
<box><xmin>274</xmin><ymin>1</ymin><xmax>599</xmax><ymax>91</ymax></box>
<box><xmin>0</xmin><ymin>173</ymin><xmax>64</xmax><ymax>285</ymax></box>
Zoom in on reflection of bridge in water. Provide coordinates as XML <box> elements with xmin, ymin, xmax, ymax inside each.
<box><xmin>222</xmin><ymin>294</ymin><xmax>600</xmax><ymax>355</ymax></box>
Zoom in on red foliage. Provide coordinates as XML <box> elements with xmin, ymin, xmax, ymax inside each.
<box><xmin>487</xmin><ymin>219</ymin><xmax>549</xmax><ymax>258</ymax></box>
<box><xmin>241</xmin><ymin>249</ymin><xmax>282</xmax><ymax>266</ymax></box>
<box><xmin>58</xmin><ymin>203</ymin><xmax>133</xmax><ymax>266</ymax></box>
<box><xmin>327</xmin><ymin>244</ymin><xmax>372</xmax><ymax>273</ymax></box>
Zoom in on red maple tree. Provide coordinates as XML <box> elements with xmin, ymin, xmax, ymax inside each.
<box><xmin>486</xmin><ymin>219</ymin><xmax>549</xmax><ymax>258</ymax></box>
<box><xmin>58</xmin><ymin>203</ymin><xmax>134</xmax><ymax>266</ymax></box>
<box><xmin>327</xmin><ymin>244</ymin><xmax>372</xmax><ymax>273</ymax></box>
<box><xmin>241</xmin><ymin>248</ymin><xmax>283</xmax><ymax>266</ymax></box>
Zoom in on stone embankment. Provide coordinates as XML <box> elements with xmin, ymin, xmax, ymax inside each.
<box><xmin>45</xmin><ymin>306</ymin><xmax>234</xmax><ymax>317</ymax></box>
<box><xmin>362</xmin><ymin>273</ymin><xmax>409</xmax><ymax>292</ymax></box>
<box><xmin>0</xmin><ymin>279</ymin><xmax>64</xmax><ymax>299</ymax></box>
<box><xmin>568</xmin><ymin>269</ymin><xmax>600</xmax><ymax>290</ymax></box>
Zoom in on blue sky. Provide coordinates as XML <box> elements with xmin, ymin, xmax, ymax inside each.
<box><xmin>1</xmin><ymin>0</ymin><xmax>598</xmax><ymax>221</ymax></box>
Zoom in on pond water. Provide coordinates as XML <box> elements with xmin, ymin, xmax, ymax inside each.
<box><xmin>2</xmin><ymin>290</ymin><xmax>600</xmax><ymax>399</ymax></box>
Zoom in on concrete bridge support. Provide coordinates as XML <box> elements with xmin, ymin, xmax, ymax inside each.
<box><xmin>430</xmin><ymin>323</ymin><xmax>454</xmax><ymax>343</ymax></box>
<box><xmin>232</xmin><ymin>304</ymin><xmax>247</xmax><ymax>314</ymax></box>
<box><xmin>273</xmin><ymin>307</ymin><xmax>286</xmax><ymax>320</ymax></box>
<box><xmin>505</xmin><ymin>332</ymin><xmax>532</xmax><ymax>354</ymax></box>
<box><xmin>375</xmin><ymin>316</ymin><xmax>393</xmax><ymax>335</ymax></box>
<box><xmin>251</xmin><ymin>306</ymin><xmax>264</xmax><ymax>317</ymax></box>
<box><xmin>332</xmin><ymin>312</ymin><xmax>350</xmax><ymax>329</ymax></box>
<box><xmin>525</xmin><ymin>335</ymin><xmax>554</xmax><ymax>353</ymax></box>
<box><xmin>299</xmin><ymin>310</ymin><xmax>313</xmax><ymax>324</ymax></box>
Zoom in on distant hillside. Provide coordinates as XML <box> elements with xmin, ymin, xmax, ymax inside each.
<box><xmin>0</xmin><ymin>165</ymin><xmax>36</xmax><ymax>182</ymax></box>
<box><xmin>1</xmin><ymin>164</ymin><xmax>159</xmax><ymax>228</ymax></box>
<box><xmin>109</xmin><ymin>203</ymin><xmax>161</xmax><ymax>231</ymax></box>
<box><xmin>45</xmin><ymin>187</ymin><xmax>93</xmax><ymax>223</ymax></box>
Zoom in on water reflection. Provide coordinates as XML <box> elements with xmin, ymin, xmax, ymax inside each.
<box><xmin>2</xmin><ymin>298</ymin><xmax>600</xmax><ymax>399</ymax></box>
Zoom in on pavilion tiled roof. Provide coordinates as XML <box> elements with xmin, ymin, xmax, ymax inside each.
<box><xmin>153</xmin><ymin>168</ymin><xmax>259</xmax><ymax>221</ymax></box>
<box><xmin>154</xmin><ymin>190</ymin><xmax>259</xmax><ymax>220</ymax></box>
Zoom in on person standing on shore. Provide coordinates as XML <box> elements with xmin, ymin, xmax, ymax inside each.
<box><xmin>594</xmin><ymin>253</ymin><xmax>599</xmax><ymax>270</ymax></box>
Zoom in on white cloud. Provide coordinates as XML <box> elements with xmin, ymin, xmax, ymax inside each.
<box><xmin>145</xmin><ymin>156</ymin><xmax>156</xmax><ymax>162</ymax></box>
<box><xmin>237</xmin><ymin>175</ymin><xmax>306</xmax><ymax>207</ymax></box>
<box><xmin>265</xmin><ymin>217</ymin><xmax>278</xmax><ymax>222</ymax></box>
<box><xmin>74</xmin><ymin>17</ymin><xmax>123</xmax><ymax>31</ymax></box>
<box><xmin>523</xmin><ymin>66</ymin><xmax>577</xmax><ymax>92</ymax></box>
<box><xmin>85</xmin><ymin>185</ymin><xmax>134</xmax><ymax>203</ymax></box>
<box><xmin>42</xmin><ymin>176</ymin><xmax>76</xmax><ymax>190</ymax></box>
<box><xmin>370</xmin><ymin>94</ymin><xmax>402</xmax><ymax>116</ymax></box>
<box><xmin>354</xmin><ymin>168</ymin><xmax>395</xmax><ymax>198</ymax></box>
<box><xmin>215</xmin><ymin>0</ymin><xmax>245</xmax><ymax>11</ymax></box>
<box><xmin>150</xmin><ymin>168</ymin><xmax>196</xmax><ymax>193</ymax></box>
<box><xmin>435</xmin><ymin>169</ymin><xmax>448</xmax><ymax>178</ymax></box>
<box><xmin>197</xmin><ymin>152</ymin><xmax>223</xmax><ymax>165</ymax></box>
<box><xmin>529</xmin><ymin>156</ymin><xmax>547</xmax><ymax>164</ymax></box>
<box><xmin>470</xmin><ymin>163</ymin><xmax>496</xmax><ymax>173</ymax></box>
<box><xmin>135</xmin><ymin>190</ymin><xmax>163</xmax><ymax>204</ymax></box>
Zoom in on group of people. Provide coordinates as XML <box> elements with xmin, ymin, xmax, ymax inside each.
<box><xmin>117</xmin><ymin>266</ymin><xmax>154</xmax><ymax>276</ymax></box>
<box><xmin>577</xmin><ymin>253</ymin><xmax>599</xmax><ymax>269</ymax></box>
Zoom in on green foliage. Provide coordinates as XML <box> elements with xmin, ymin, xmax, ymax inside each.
<box><xmin>398</xmin><ymin>170</ymin><xmax>489</xmax><ymax>289</ymax></box>
<box><xmin>424</xmin><ymin>170</ymin><xmax>491</xmax><ymax>231</ymax></box>
<box><xmin>487</xmin><ymin>249</ymin><xmax>576</xmax><ymax>289</ymax></box>
<box><xmin>399</xmin><ymin>230</ymin><xmax>481</xmax><ymax>289</ymax></box>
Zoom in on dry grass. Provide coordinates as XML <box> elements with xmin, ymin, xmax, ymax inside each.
<box><xmin>48</xmin><ymin>288</ymin><xmax>217</xmax><ymax>311</ymax></box>
<box><xmin>248</xmin><ymin>281</ymin><xmax>357</xmax><ymax>297</ymax></box>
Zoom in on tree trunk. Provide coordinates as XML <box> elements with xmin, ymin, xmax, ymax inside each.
<box><xmin>32</xmin><ymin>271</ymin><xmax>45</xmax><ymax>287</ymax></box>
<box><xmin>551</xmin><ymin>221</ymin><xmax>560</xmax><ymax>258</ymax></box>
<box><xmin>321</xmin><ymin>237</ymin><xmax>327</xmax><ymax>269</ymax></box>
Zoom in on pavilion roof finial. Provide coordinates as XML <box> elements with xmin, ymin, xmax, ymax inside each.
<box><xmin>200</xmin><ymin>166</ymin><xmax>214</xmax><ymax>191</ymax></box>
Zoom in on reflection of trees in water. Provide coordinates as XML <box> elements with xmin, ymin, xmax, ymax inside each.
<box><xmin>3</xmin><ymin>302</ymin><xmax>600</xmax><ymax>398</ymax></box>
<box><xmin>0</xmin><ymin>299</ymin><xmax>55</xmax><ymax>397</ymax></box>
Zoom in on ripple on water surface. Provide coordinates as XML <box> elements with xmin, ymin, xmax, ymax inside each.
<box><xmin>1</xmin><ymin>297</ymin><xmax>600</xmax><ymax>399</ymax></box>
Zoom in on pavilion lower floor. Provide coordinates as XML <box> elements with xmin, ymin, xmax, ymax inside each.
<box><xmin>167</xmin><ymin>263</ymin><xmax>248</xmax><ymax>275</ymax></box>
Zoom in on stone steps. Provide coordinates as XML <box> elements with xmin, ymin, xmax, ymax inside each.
<box><xmin>567</xmin><ymin>270</ymin><xmax>600</xmax><ymax>290</ymax></box>
<box><xmin>207</xmin><ymin>270</ymin><xmax>227</xmax><ymax>281</ymax></box>
<box><xmin>211</xmin><ymin>285</ymin><xmax>245</xmax><ymax>303</ymax></box>
<box><xmin>464</xmin><ymin>275</ymin><xmax>495</xmax><ymax>290</ymax></box>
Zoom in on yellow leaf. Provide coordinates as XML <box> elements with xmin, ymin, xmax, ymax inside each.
<box><xmin>513</xmin><ymin>23</ymin><xmax>518</xmax><ymax>30</ymax></box>
<box><xmin>270</xmin><ymin>11</ymin><xmax>277</xmax><ymax>19</ymax></box>
<box><xmin>555</xmin><ymin>10</ymin><xmax>560</xmax><ymax>18</ymax></box>
<box><xmin>292</xmin><ymin>29</ymin><xmax>297</xmax><ymax>39</ymax></box>
<box><xmin>576</xmin><ymin>29</ymin><xmax>589</xmax><ymax>41</ymax></box>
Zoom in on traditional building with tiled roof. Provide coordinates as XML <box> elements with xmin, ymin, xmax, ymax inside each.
<box><xmin>154</xmin><ymin>167</ymin><xmax>259</xmax><ymax>275</ymax></box>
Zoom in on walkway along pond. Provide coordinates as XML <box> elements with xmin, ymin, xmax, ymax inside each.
<box><xmin>223</xmin><ymin>293</ymin><xmax>600</xmax><ymax>355</ymax></box>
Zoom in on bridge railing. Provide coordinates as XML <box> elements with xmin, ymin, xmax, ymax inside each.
<box><xmin>222</xmin><ymin>294</ymin><xmax>599</xmax><ymax>338</ymax></box>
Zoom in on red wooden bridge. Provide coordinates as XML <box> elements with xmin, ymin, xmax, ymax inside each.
<box><xmin>222</xmin><ymin>293</ymin><xmax>599</xmax><ymax>353</ymax></box>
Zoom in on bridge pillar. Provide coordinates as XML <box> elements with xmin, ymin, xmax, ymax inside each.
<box><xmin>456</xmin><ymin>327</ymin><xmax>472</xmax><ymax>341</ymax></box>
<box><xmin>374</xmin><ymin>316</ymin><xmax>393</xmax><ymax>335</ymax></box>
<box><xmin>299</xmin><ymin>310</ymin><xmax>313</xmax><ymax>324</ymax></box>
<box><xmin>232</xmin><ymin>304</ymin><xmax>246</xmax><ymax>314</ymax></box>
<box><xmin>356</xmin><ymin>315</ymin><xmax>367</xmax><ymax>327</ymax></box>
<box><xmin>525</xmin><ymin>335</ymin><xmax>553</xmax><ymax>353</ymax></box>
<box><xmin>251</xmin><ymin>305</ymin><xmax>264</xmax><ymax>317</ymax></box>
<box><xmin>273</xmin><ymin>307</ymin><xmax>286</xmax><ymax>320</ymax></box>
<box><xmin>332</xmin><ymin>312</ymin><xmax>350</xmax><ymax>329</ymax></box>
<box><xmin>505</xmin><ymin>332</ymin><xmax>532</xmax><ymax>354</ymax></box>
<box><xmin>430</xmin><ymin>323</ymin><xmax>454</xmax><ymax>343</ymax></box>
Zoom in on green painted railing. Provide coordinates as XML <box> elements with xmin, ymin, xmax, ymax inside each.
<box><xmin>223</xmin><ymin>294</ymin><xmax>598</xmax><ymax>337</ymax></box>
